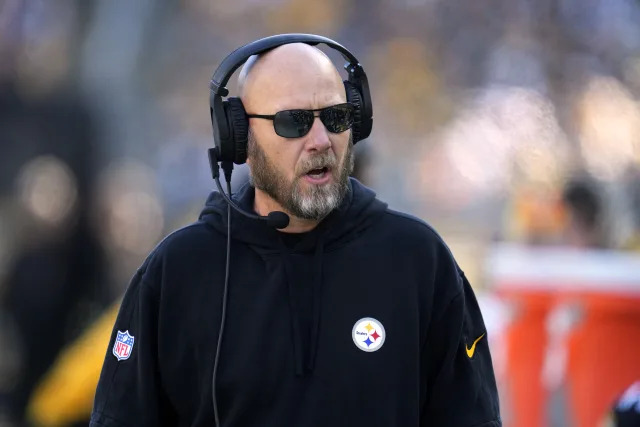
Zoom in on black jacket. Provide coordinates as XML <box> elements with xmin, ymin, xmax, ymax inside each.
<box><xmin>91</xmin><ymin>178</ymin><xmax>501</xmax><ymax>427</ymax></box>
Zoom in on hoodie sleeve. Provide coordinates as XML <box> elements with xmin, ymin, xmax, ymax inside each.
<box><xmin>90</xmin><ymin>266</ymin><xmax>176</xmax><ymax>427</ymax></box>
<box><xmin>420</xmin><ymin>269</ymin><xmax>501</xmax><ymax>427</ymax></box>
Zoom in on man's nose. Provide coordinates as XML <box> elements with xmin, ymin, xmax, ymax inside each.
<box><xmin>304</xmin><ymin>117</ymin><xmax>331</xmax><ymax>152</ymax></box>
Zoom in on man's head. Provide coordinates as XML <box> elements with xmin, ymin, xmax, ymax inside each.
<box><xmin>238</xmin><ymin>43</ymin><xmax>354</xmax><ymax>221</ymax></box>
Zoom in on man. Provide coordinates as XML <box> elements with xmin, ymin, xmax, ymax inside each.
<box><xmin>91</xmin><ymin>42</ymin><xmax>501</xmax><ymax>426</ymax></box>
<box><xmin>604</xmin><ymin>381</ymin><xmax>640</xmax><ymax>427</ymax></box>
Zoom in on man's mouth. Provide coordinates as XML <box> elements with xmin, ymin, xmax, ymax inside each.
<box><xmin>302</xmin><ymin>166</ymin><xmax>332</xmax><ymax>184</ymax></box>
<box><xmin>305</xmin><ymin>167</ymin><xmax>329</xmax><ymax>178</ymax></box>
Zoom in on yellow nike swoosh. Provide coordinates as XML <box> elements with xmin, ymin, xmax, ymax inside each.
<box><xmin>466</xmin><ymin>333</ymin><xmax>485</xmax><ymax>358</ymax></box>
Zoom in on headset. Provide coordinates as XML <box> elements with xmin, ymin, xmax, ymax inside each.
<box><xmin>206</xmin><ymin>33</ymin><xmax>373</xmax><ymax>427</ymax></box>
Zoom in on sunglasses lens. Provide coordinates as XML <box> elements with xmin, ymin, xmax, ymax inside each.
<box><xmin>320</xmin><ymin>104</ymin><xmax>354</xmax><ymax>133</ymax></box>
<box><xmin>271</xmin><ymin>104</ymin><xmax>355</xmax><ymax>138</ymax></box>
<box><xmin>273</xmin><ymin>110</ymin><xmax>314</xmax><ymax>138</ymax></box>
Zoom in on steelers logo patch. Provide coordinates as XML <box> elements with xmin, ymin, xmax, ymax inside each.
<box><xmin>352</xmin><ymin>317</ymin><xmax>386</xmax><ymax>352</ymax></box>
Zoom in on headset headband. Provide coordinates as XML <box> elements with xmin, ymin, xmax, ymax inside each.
<box><xmin>209</xmin><ymin>33</ymin><xmax>362</xmax><ymax>98</ymax></box>
<box><xmin>209</xmin><ymin>33</ymin><xmax>373</xmax><ymax>157</ymax></box>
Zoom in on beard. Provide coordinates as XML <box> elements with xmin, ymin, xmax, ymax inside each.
<box><xmin>247</xmin><ymin>131</ymin><xmax>354</xmax><ymax>221</ymax></box>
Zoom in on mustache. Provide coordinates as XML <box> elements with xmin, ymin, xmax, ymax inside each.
<box><xmin>297</xmin><ymin>153</ymin><xmax>338</xmax><ymax>175</ymax></box>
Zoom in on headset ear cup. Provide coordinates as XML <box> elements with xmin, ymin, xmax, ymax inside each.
<box><xmin>224</xmin><ymin>97</ymin><xmax>249</xmax><ymax>164</ymax></box>
<box><xmin>344</xmin><ymin>81</ymin><xmax>363</xmax><ymax>143</ymax></box>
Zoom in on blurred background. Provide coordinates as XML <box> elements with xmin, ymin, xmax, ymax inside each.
<box><xmin>1</xmin><ymin>0</ymin><xmax>640</xmax><ymax>426</ymax></box>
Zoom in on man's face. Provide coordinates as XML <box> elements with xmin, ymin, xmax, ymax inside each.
<box><xmin>248</xmin><ymin>130</ymin><xmax>354</xmax><ymax>220</ymax></box>
<box><xmin>243</xmin><ymin>46</ymin><xmax>354</xmax><ymax>220</ymax></box>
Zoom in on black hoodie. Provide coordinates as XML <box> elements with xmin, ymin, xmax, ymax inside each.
<box><xmin>91</xmin><ymin>178</ymin><xmax>501</xmax><ymax>427</ymax></box>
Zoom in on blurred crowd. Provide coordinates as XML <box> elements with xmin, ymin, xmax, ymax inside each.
<box><xmin>2</xmin><ymin>0</ymin><xmax>640</xmax><ymax>426</ymax></box>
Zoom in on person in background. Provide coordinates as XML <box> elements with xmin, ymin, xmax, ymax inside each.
<box><xmin>561</xmin><ymin>176</ymin><xmax>607</xmax><ymax>248</ymax></box>
<box><xmin>602</xmin><ymin>381</ymin><xmax>640</xmax><ymax>427</ymax></box>
<box><xmin>0</xmin><ymin>79</ymin><xmax>107</xmax><ymax>426</ymax></box>
<box><xmin>622</xmin><ymin>168</ymin><xmax>640</xmax><ymax>251</ymax></box>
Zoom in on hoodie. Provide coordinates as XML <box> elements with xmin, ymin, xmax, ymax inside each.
<box><xmin>90</xmin><ymin>178</ymin><xmax>501</xmax><ymax>427</ymax></box>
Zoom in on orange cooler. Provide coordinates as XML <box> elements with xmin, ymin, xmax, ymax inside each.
<box><xmin>487</xmin><ymin>244</ymin><xmax>640</xmax><ymax>427</ymax></box>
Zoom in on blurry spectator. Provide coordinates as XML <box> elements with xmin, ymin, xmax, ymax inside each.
<box><xmin>623</xmin><ymin>168</ymin><xmax>640</xmax><ymax>251</ymax></box>
<box><xmin>25</xmin><ymin>304</ymin><xmax>120</xmax><ymax>427</ymax></box>
<box><xmin>561</xmin><ymin>176</ymin><xmax>607</xmax><ymax>248</ymax></box>
<box><xmin>602</xmin><ymin>381</ymin><xmax>640</xmax><ymax>427</ymax></box>
<box><xmin>0</xmin><ymin>81</ymin><xmax>108</xmax><ymax>425</ymax></box>
<box><xmin>507</xmin><ymin>185</ymin><xmax>567</xmax><ymax>245</ymax></box>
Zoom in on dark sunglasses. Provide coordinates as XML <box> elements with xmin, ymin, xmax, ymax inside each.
<box><xmin>246</xmin><ymin>103</ymin><xmax>355</xmax><ymax>138</ymax></box>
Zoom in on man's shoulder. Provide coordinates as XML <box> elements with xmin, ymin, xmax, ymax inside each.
<box><xmin>162</xmin><ymin>219</ymin><xmax>221</xmax><ymax>247</ymax></box>
<box><xmin>371</xmin><ymin>206</ymin><xmax>461</xmax><ymax>271</ymax></box>
<box><xmin>138</xmin><ymin>220</ymin><xmax>222</xmax><ymax>276</ymax></box>
<box><xmin>155</xmin><ymin>220</ymin><xmax>220</xmax><ymax>252</ymax></box>
<box><xmin>373</xmin><ymin>207</ymin><xmax>463</xmax><ymax>296</ymax></box>
<box><xmin>380</xmin><ymin>208</ymin><xmax>450</xmax><ymax>249</ymax></box>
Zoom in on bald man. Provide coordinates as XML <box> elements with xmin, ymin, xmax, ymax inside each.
<box><xmin>239</xmin><ymin>44</ymin><xmax>355</xmax><ymax>231</ymax></box>
<box><xmin>91</xmin><ymin>41</ymin><xmax>501</xmax><ymax>427</ymax></box>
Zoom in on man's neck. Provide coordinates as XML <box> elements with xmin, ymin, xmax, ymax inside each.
<box><xmin>253</xmin><ymin>188</ymin><xmax>319</xmax><ymax>233</ymax></box>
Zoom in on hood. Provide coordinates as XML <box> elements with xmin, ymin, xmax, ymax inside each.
<box><xmin>199</xmin><ymin>177</ymin><xmax>387</xmax><ymax>253</ymax></box>
<box><xmin>199</xmin><ymin>177</ymin><xmax>387</xmax><ymax>375</ymax></box>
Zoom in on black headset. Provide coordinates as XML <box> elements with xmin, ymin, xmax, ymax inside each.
<box><xmin>208</xmin><ymin>33</ymin><xmax>373</xmax><ymax>166</ymax></box>
<box><xmin>207</xmin><ymin>34</ymin><xmax>372</xmax><ymax>427</ymax></box>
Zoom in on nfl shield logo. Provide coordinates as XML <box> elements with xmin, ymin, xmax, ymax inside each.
<box><xmin>112</xmin><ymin>330</ymin><xmax>135</xmax><ymax>361</ymax></box>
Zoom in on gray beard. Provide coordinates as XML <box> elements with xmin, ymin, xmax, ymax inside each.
<box><xmin>247</xmin><ymin>132</ymin><xmax>354</xmax><ymax>221</ymax></box>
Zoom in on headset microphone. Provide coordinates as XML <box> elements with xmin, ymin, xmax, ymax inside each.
<box><xmin>208</xmin><ymin>148</ymin><xmax>290</xmax><ymax>229</ymax></box>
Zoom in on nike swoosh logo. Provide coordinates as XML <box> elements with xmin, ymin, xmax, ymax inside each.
<box><xmin>466</xmin><ymin>333</ymin><xmax>485</xmax><ymax>358</ymax></box>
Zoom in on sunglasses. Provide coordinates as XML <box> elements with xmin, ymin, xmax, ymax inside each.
<box><xmin>246</xmin><ymin>103</ymin><xmax>355</xmax><ymax>138</ymax></box>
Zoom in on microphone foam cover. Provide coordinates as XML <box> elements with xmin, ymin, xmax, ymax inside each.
<box><xmin>267</xmin><ymin>211</ymin><xmax>290</xmax><ymax>229</ymax></box>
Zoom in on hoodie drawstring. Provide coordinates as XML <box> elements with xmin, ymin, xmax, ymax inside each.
<box><xmin>282</xmin><ymin>252</ymin><xmax>305</xmax><ymax>376</ymax></box>
<box><xmin>307</xmin><ymin>234</ymin><xmax>324</xmax><ymax>372</ymax></box>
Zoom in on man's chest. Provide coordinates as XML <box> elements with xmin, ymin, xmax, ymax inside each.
<box><xmin>158</xmin><ymin>248</ymin><xmax>425</xmax><ymax>423</ymax></box>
